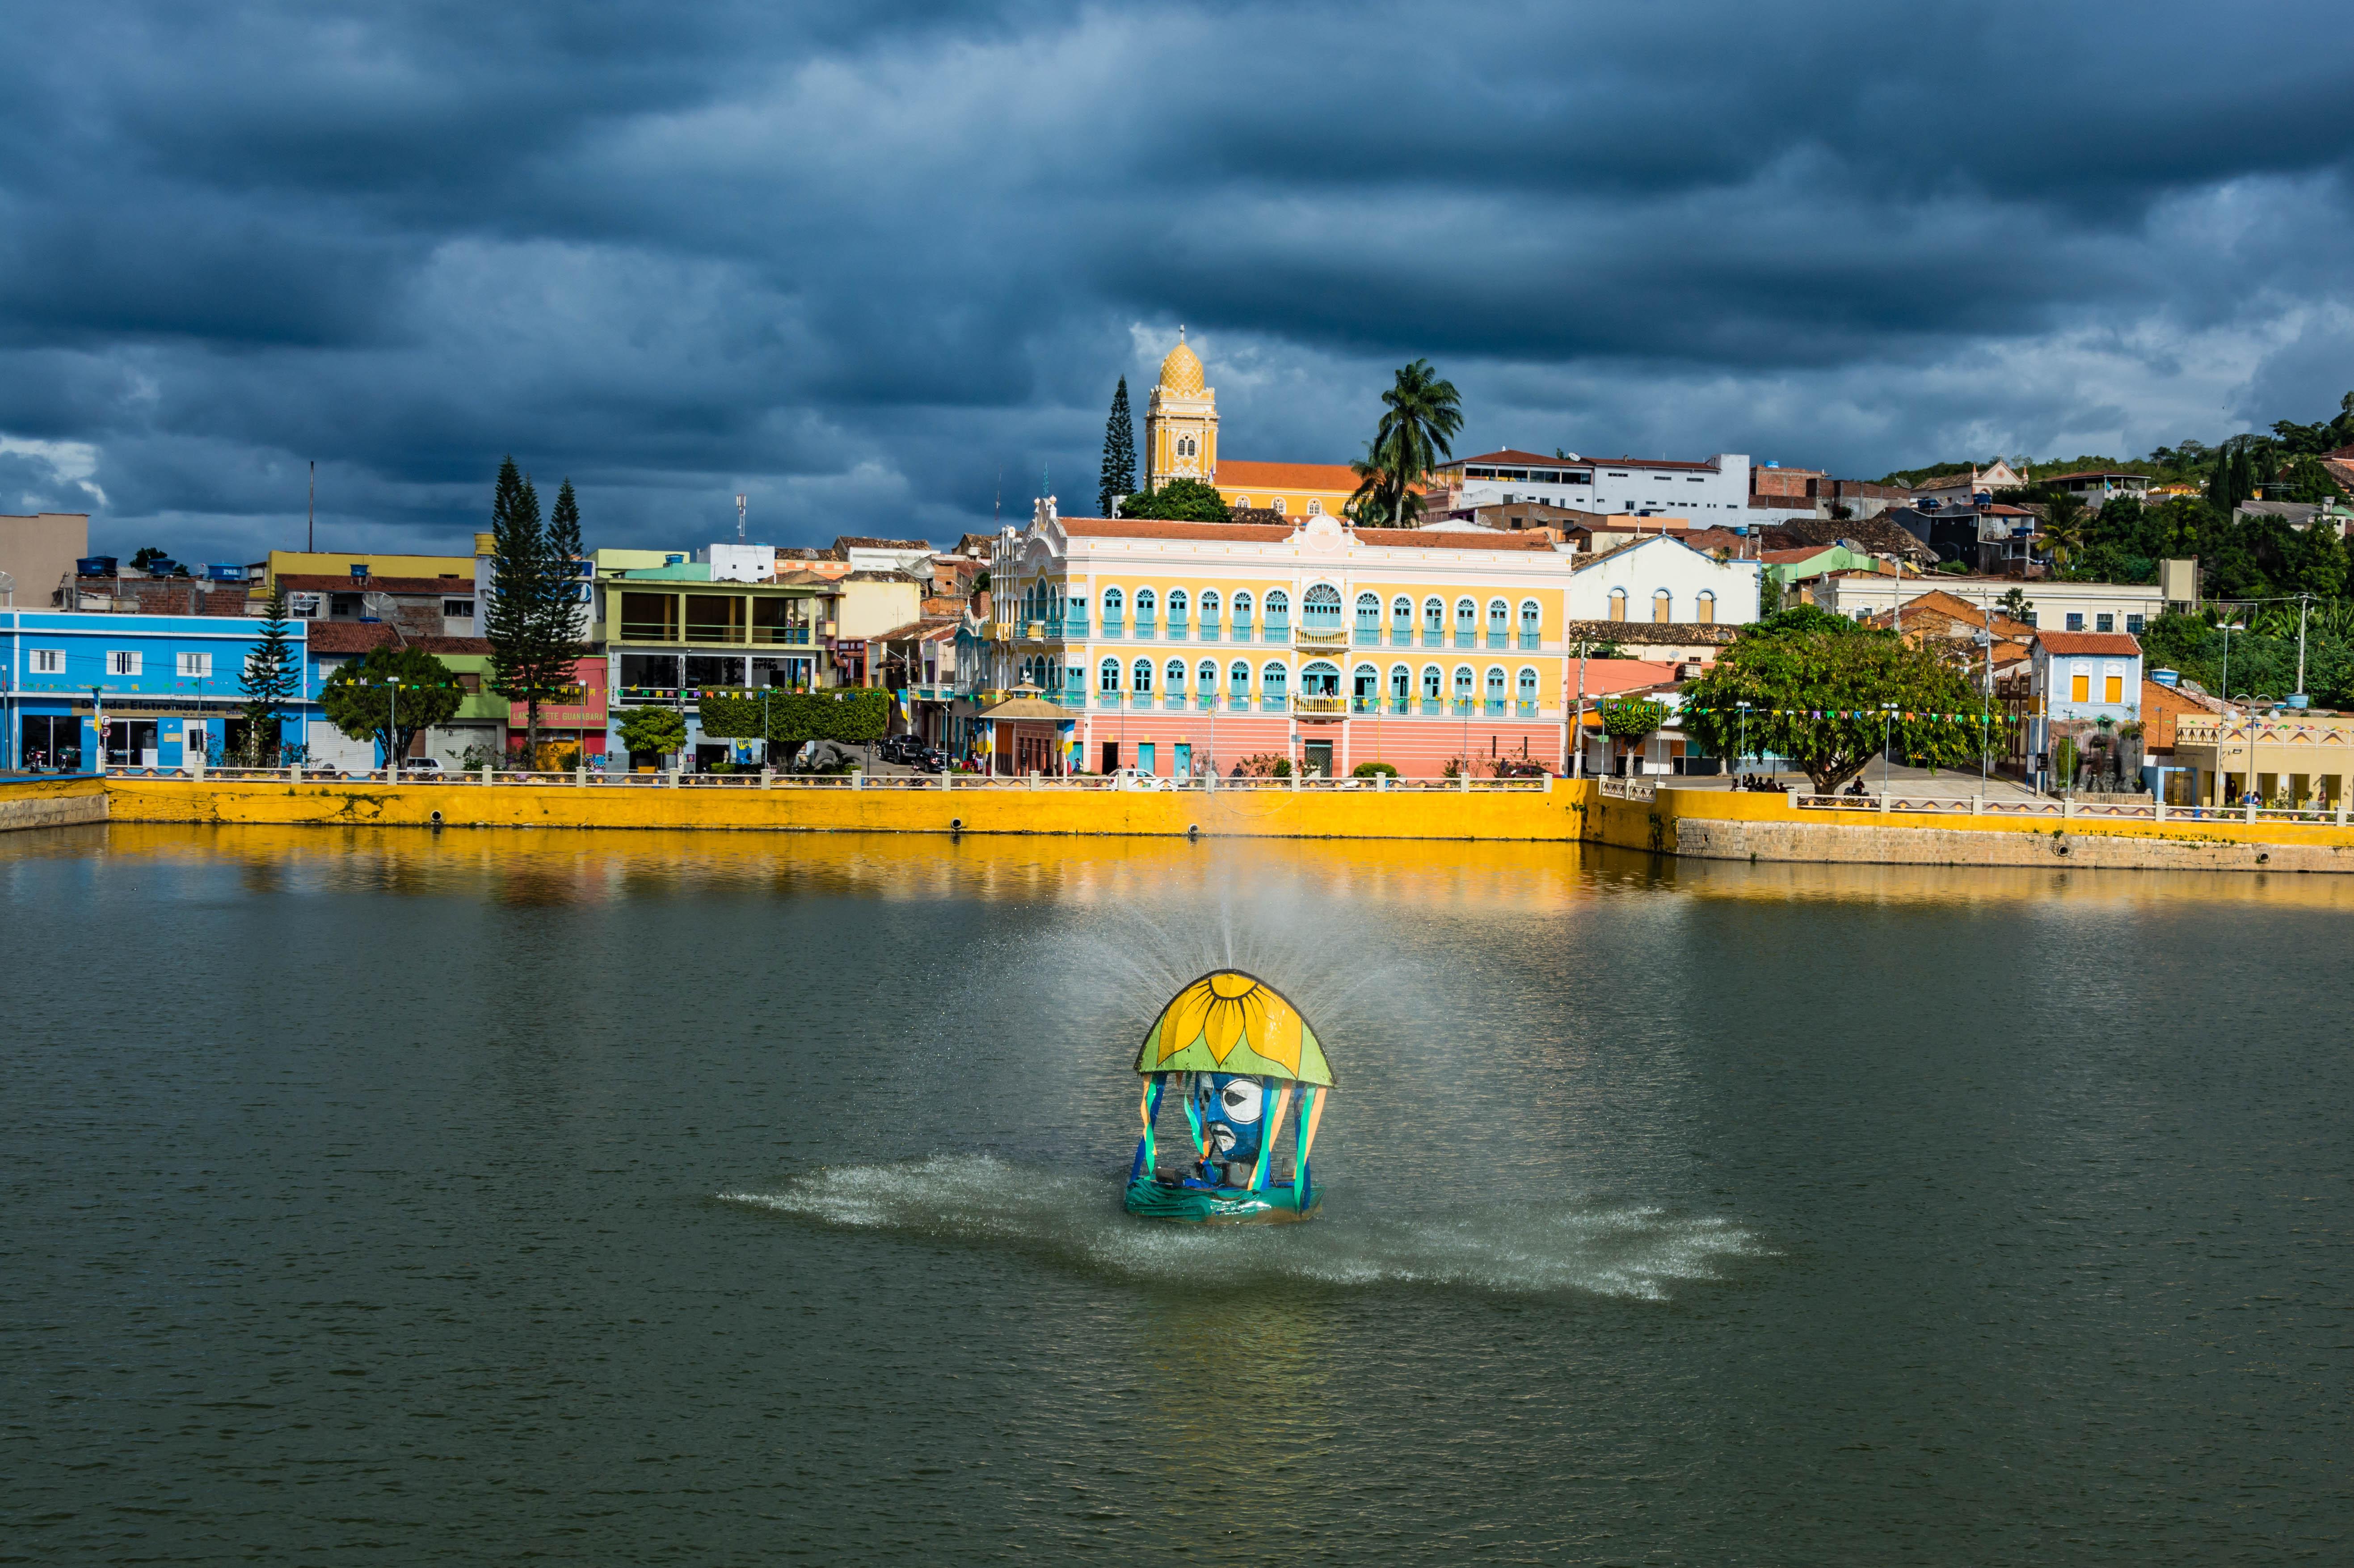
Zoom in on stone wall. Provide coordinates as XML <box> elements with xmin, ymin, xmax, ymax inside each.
<box><xmin>1670</xmin><ymin>816</ymin><xmax>2350</xmax><ymax>874</ymax></box>
<box><xmin>0</xmin><ymin>778</ymin><xmax>108</xmax><ymax>832</ymax></box>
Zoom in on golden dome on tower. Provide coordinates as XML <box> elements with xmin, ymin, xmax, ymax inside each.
<box><xmin>1157</xmin><ymin>330</ymin><xmax>1205</xmax><ymax>397</ymax></box>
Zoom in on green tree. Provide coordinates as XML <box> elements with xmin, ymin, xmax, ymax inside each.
<box><xmin>484</xmin><ymin>457</ymin><xmax>581</xmax><ymax>766</ymax></box>
<box><xmin>1353</xmin><ymin>359</ymin><xmax>1462</xmax><ymax>526</ymax></box>
<box><xmin>1099</xmin><ymin>377</ymin><xmax>1136</xmax><ymax>517</ymax></box>
<box><xmin>238</xmin><ymin>580</ymin><xmax>300</xmax><ymax>764</ymax></box>
<box><xmin>2000</xmin><ymin>587</ymin><xmax>2035</xmax><ymax>624</ymax></box>
<box><xmin>1344</xmin><ymin>445</ymin><xmax>1420</xmax><ymax>528</ymax></box>
<box><xmin>617</xmin><ymin>704</ymin><xmax>687</xmax><ymax>761</ymax></box>
<box><xmin>318</xmin><ymin>646</ymin><xmax>464</xmax><ymax>766</ymax></box>
<box><xmin>2037</xmin><ymin>492</ymin><xmax>2089</xmax><ymax>572</ymax></box>
<box><xmin>1680</xmin><ymin>626</ymin><xmax>1985</xmax><ymax>794</ymax></box>
<box><xmin>1118</xmin><ymin>478</ymin><xmax>1230</xmax><ymax>521</ymax></box>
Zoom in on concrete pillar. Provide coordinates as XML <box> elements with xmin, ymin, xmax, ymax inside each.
<box><xmin>760</xmin><ymin>766</ymin><xmax>773</xmax><ymax>790</ymax></box>
<box><xmin>575</xmin><ymin>763</ymin><xmax>586</xmax><ymax>786</ymax></box>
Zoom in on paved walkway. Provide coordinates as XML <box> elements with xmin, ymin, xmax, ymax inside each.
<box><xmin>1664</xmin><ymin>763</ymin><xmax>2050</xmax><ymax>800</ymax></box>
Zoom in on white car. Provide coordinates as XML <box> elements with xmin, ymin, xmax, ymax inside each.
<box><xmin>1108</xmin><ymin>767</ymin><xmax>1173</xmax><ymax>790</ymax></box>
<box><xmin>399</xmin><ymin>758</ymin><xmax>446</xmax><ymax>777</ymax></box>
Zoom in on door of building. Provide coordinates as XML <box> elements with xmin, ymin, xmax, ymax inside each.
<box><xmin>1100</xmin><ymin>740</ymin><xmax>1120</xmax><ymax>774</ymax></box>
<box><xmin>1174</xmin><ymin>742</ymin><xmax>1192</xmax><ymax>778</ymax></box>
<box><xmin>1137</xmin><ymin>742</ymin><xmax>1157</xmax><ymax>776</ymax></box>
<box><xmin>18</xmin><ymin>714</ymin><xmax>82</xmax><ymax>771</ymax></box>
<box><xmin>1303</xmin><ymin>739</ymin><xmax>1333</xmax><ymax>777</ymax></box>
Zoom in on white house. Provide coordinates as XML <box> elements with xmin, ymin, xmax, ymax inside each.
<box><xmin>1566</xmin><ymin>534</ymin><xmax>1761</xmax><ymax>626</ymax></box>
<box><xmin>1428</xmin><ymin>449</ymin><xmax>1754</xmax><ymax>519</ymax></box>
<box><xmin>1818</xmin><ymin>573</ymin><xmax>2164</xmax><ymax>635</ymax></box>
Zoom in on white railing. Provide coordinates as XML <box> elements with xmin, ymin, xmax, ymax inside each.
<box><xmin>1596</xmin><ymin>778</ymin><xmax>1656</xmax><ymax>802</ymax></box>
<box><xmin>102</xmin><ymin>765</ymin><xmax>1554</xmax><ymax>794</ymax></box>
<box><xmin>1787</xmin><ymin>790</ymin><xmax>2353</xmax><ymax>826</ymax></box>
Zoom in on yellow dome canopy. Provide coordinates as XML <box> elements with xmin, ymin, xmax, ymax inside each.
<box><xmin>1133</xmin><ymin>969</ymin><xmax>1334</xmax><ymax>1086</ymax></box>
<box><xmin>1158</xmin><ymin>330</ymin><xmax>1204</xmax><ymax>396</ymax></box>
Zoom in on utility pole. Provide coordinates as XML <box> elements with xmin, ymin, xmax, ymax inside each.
<box><xmin>736</xmin><ymin>494</ymin><xmax>748</xmax><ymax>544</ymax></box>
<box><xmin>2296</xmin><ymin>592</ymin><xmax>2310</xmax><ymax>701</ymax></box>
<box><xmin>307</xmin><ymin>461</ymin><xmax>316</xmax><ymax>553</ymax></box>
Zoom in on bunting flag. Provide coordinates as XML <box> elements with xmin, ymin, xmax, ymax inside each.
<box><xmin>1684</xmin><ymin>705</ymin><xmax>2019</xmax><ymax>722</ymax></box>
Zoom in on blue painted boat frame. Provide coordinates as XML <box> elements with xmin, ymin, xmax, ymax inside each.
<box><xmin>1124</xmin><ymin>1175</ymin><xmax>1321</xmax><ymax>1225</ymax></box>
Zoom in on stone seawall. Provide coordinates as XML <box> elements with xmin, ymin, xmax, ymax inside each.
<box><xmin>1670</xmin><ymin>815</ymin><xmax>2354</xmax><ymax>874</ymax></box>
<box><xmin>0</xmin><ymin>778</ymin><xmax>108</xmax><ymax>833</ymax></box>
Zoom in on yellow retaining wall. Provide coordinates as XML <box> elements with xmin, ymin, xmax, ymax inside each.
<box><xmin>1587</xmin><ymin>784</ymin><xmax>2354</xmax><ymax>872</ymax></box>
<box><xmin>99</xmin><ymin>777</ymin><xmax>1585</xmax><ymax>840</ymax></box>
<box><xmin>0</xmin><ymin>775</ymin><xmax>109</xmax><ymax>833</ymax></box>
<box><xmin>78</xmin><ymin>775</ymin><xmax>2354</xmax><ymax>870</ymax></box>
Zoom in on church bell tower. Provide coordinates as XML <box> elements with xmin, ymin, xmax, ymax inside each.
<box><xmin>1143</xmin><ymin>328</ymin><xmax>1218</xmax><ymax>489</ymax></box>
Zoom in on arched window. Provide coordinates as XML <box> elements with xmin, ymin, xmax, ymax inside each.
<box><xmin>1231</xmin><ymin>497</ymin><xmax>1249</xmax><ymax>510</ymax></box>
<box><xmin>1272</xmin><ymin>496</ymin><xmax>1287</xmax><ymax>514</ymax></box>
<box><xmin>1652</xmin><ymin>589</ymin><xmax>1672</xmax><ymax>623</ymax></box>
<box><xmin>1391</xmin><ymin>596</ymin><xmax>1413</xmax><ymax>641</ymax></box>
<box><xmin>1132</xmin><ymin>657</ymin><xmax>1154</xmax><ymax>694</ymax></box>
<box><xmin>1423</xmin><ymin>597</ymin><xmax>1444</xmax><ymax>644</ymax></box>
<box><xmin>1486</xmin><ymin>598</ymin><xmax>1509</xmax><ymax>647</ymax></box>
<box><xmin>1452</xmin><ymin>665</ymin><xmax>1475</xmax><ymax>708</ymax></box>
<box><xmin>1099</xmin><ymin>657</ymin><xmax>1120</xmax><ymax>693</ymax></box>
<box><xmin>1454</xmin><ymin>597</ymin><xmax>1477</xmax><ymax>646</ymax></box>
<box><xmin>1102</xmin><ymin>587</ymin><xmax>1125</xmax><ymax>632</ymax></box>
<box><xmin>1198</xmin><ymin>659</ymin><xmax>1217</xmax><ymax>696</ymax></box>
<box><xmin>1260</xmin><ymin>661</ymin><xmax>1289</xmax><ymax>705</ymax></box>
<box><xmin>1135</xmin><ymin>588</ymin><xmax>1157</xmax><ymax>634</ymax></box>
<box><xmin>1301</xmin><ymin>660</ymin><xmax>1339</xmax><ymax>697</ymax></box>
<box><xmin>1517</xmin><ymin>667</ymin><xmax>1539</xmax><ymax>714</ymax></box>
<box><xmin>1199</xmin><ymin>590</ymin><xmax>1221</xmax><ymax>637</ymax></box>
<box><xmin>1518</xmin><ymin>599</ymin><xmax>1541</xmax><ymax>649</ymax></box>
<box><xmin>1485</xmin><ymin>666</ymin><xmax>1507</xmax><ymax>713</ymax></box>
<box><xmin>1167</xmin><ymin>589</ymin><xmax>1189</xmax><ymax>635</ymax></box>
<box><xmin>1696</xmin><ymin>590</ymin><xmax>1715</xmax><ymax>625</ymax></box>
<box><xmin>1608</xmin><ymin>587</ymin><xmax>1627</xmax><ymax>622</ymax></box>
<box><xmin>1389</xmin><ymin>664</ymin><xmax>1411</xmax><ymax>702</ymax></box>
<box><xmin>1306</xmin><ymin>498</ymin><xmax>1322</xmax><ymax>515</ymax></box>
<box><xmin>1352</xmin><ymin>663</ymin><xmax>1379</xmax><ymax>710</ymax></box>
<box><xmin>1355</xmin><ymin>592</ymin><xmax>1381</xmax><ymax>637</ymax></box>
<box><xmin>1264</xmin><ymin>591</ymin><xmax>1291</xmax><ymax>632</ymax></box>
<box><xmin>1421</xmin><ymin>665</ymin><xmax>1443</xmax><ymax>706</ymax></box>
<box><xmin>1166</xmin><ymin>657</ymin><xmax>1186</xmax><ymax>693</ymax></box>
<box><xmin>1229</xmin><ymin>660</ymin><xmax>1250</xmax><ymax>698</ymax></box>
<box><xmin>1303</xmin><ymin>584</ymin><xmax>1342</xmax><ymax>629</ymax></box>
<box><xmin>1233</xmin><ymin>591</ymin><xmax>1255</xmax><ymax>639</ymax></box>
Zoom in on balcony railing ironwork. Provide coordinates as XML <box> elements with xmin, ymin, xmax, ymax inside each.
<box><xmin>1520</xmin><ymin>631</ymin><xmax>1540</xmax><ymax>650</ymax></box>
<box><xmin>1294</xmin><ymin>694</ymin><xmax>1345</xmax><ymax>714</ymax></box>
<box><xmin>1259</xmin><ymin>696</ymin><xmax>1288</xmax><ymax>712</ymax></box>
<box><xmin>1487</xmin><ymin>631</ymin><xmax>1507</xmax><ymax>649</ymax></box>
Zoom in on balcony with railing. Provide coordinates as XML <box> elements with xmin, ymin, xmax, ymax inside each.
<box><xmin>1423</xmin><ymin>628</ymin><xmax>1443</xmax><ymax>647</ymax></box>
<box><xmin>1350</xmin><ymin>695</ymin><xmax>1377</xmax><ymax>714</ymax></box>
<box><xmin>1198</xmin><ymin>620</ymin><xmax>1219</xmax><ymax>641</ymax></box>
<box><xmin>1065</xmin><ymin>609</ymin><xmax>1088</xmax><ymax>637</ymax></box>
<box><xmin>1485</xmin><ymin>698</ymin><xmax>1507</xmax><ymax>716</ymax></box>
<box><xmin>1487</xmin><ymin>630</ymin><xmax>1508</xmax><ymax>649</ymax></box>
<box><xmin>1228</xmin><ymin>694</ymin><xmax>1250</xmax><ymax>711</ymax></box>
<box><xmin>1259</xmin><ymin>695</ymin><xmax>1288</xmax><ymax>712</ymax></box>
<box><xmin>1422</xmin><ymin>698</ymin><xmax>1443</xmax><ymax>715</ymax></box>
<box><xmin>1194</xmin><ymin>692</ymin><xmax>1216</xmax><ymax>711</ymax></box>
<box><xmin>1133</xmin><ymin>612</ymin><xmax>1155</xmax><ymax>639</ymax></box>
<box><xmin>1263</xmin><ymin>617</ymin><xmax>1290</xmax><ymax>641</ymax></box>
<box><xmin>1163</xmin><ymin>694</ymin><xmax>1187</xmax><ymax>710</ymax></box>
<box><xmin>1517</xmin><ymin>700</ymin><xmax>1539</xmax><ymax>718</ymax></box>
<box><xmin>1520</xmin><ymin>631</ymin><xmax>1541</xmax><ymax>650</ymax></box>
<box><xmin>1294</xmin><ymin>694</ymin><xmax>1346</xmax><ymax>715</ymax></box>
<box><xmin>1353</xmin><ymin>623</ymin><xmax>1382</xmax><ymax>646</ymax></box>
<box><xmin>1166</xmin><ymin>613</ymin><xmax>1188</xmax><ymax>640</ymax></box>
<box><xmin>1454</xmin><ymin>629</ymin><xmax>1475</xmax><ymax>648</ymax></box>
<box><xmin>1296</xmin><ymin>623</ymin><xmax>1348</xmax><ymax>648</ymax></box>
<box><xmin>1100</xmin><ymin>613</ymin><xmax>1124</xmax><ymax>636</ymax></box>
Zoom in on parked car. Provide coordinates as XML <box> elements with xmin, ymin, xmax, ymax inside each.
<box><xmin>400</xmin><ymin>758</ymin><xmax>446</xmax><ymax>778</ymax></box>
<box><xmin>876</xmin><ymin>734</ymin><xmax>929</xmax><ymax>765</ymax></box>
<box><xmin>1109</xmin><ymin>766</ymin><xmax>1173</xmax><ymax>790</ymax></box>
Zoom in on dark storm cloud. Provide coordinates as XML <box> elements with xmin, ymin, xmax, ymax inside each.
<box><xmin>2</xmin><ymin>0</ymin><xmax>2351</xmax><ymax>559</ymax></box>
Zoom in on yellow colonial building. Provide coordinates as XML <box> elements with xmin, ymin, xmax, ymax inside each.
<box><xmin>1140</xmin><ymin>333</ymin><xmax>1359</xmax><ymax>518</ymax></box>
<box><xmin>985</xmin><ymin>497</ymin><xmax>1579</xmax><ymax>778</ymax></box>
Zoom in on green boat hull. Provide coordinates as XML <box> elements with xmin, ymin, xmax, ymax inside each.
<box><xmin>1124</xmin><ymin>1176</ymin><xmax>1321</xmax><ymax>1224</ymax></box>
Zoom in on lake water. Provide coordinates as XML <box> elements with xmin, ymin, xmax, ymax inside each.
<box><xmin>4</xmin><ymin>826</ymin><xmax>2350</xmax><ymax>1564</ymax></box>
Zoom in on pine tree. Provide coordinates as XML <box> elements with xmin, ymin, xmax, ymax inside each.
<box><xmin>1099</xmin><ymin>377</ymin><xmax>1136</xmax><ymax>517</ymax></box>
<box><xmin>484</xmin><ymin>456</ymin><xmax>572</xmax><ymax>766</ymax></box>
<box><xmin>240</xmin><ymin>580</ymin><xmax>299</xmax><ymax>765</ymax></box>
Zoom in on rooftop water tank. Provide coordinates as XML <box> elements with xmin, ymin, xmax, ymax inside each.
<box><xmin>77</xmin><ymin>555</ymin><xmax>117</xmax><ymax>576</ymax></box>
<box><xmin>2151</xmin><ymin>667</ymin><xmax>2180</xmax><ymax>688</ymax></box>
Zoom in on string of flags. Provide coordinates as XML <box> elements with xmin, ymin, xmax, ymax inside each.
<box><xmin>1683</xmin><ymin>706</ymin><xmax>2020</xmax><ymax>722</ymax></box>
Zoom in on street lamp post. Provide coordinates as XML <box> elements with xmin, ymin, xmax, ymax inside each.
<box><xmin>1882</xmin><ymin>702</ymin><xmax>1898</xmax><ymax>793</ymax></box>
<box><xmin>1736</xmin><ymin>700</ymin><xmax>1751</xmax><ymax>783</ymax></box>
<box><xmin>387</xmin><ymin>678</ymin><xmax>399</xmax><ymax>782</ymax></box>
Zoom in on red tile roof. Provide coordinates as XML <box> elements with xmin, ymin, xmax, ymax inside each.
<box><xmin>306</xmin><ymin>623</ymin><xmax>492</xmax><ymax>655</ymax></box>
<box><xmin>2034</xmin><ymin>631</ymin><xmax>2142</xmax><ymax>656</ymax></box>
<box><xmin>277</xmin><ymin>574</ymin><xmax>469</xmax><ymax>593</ymax></box>
<box><xmin>1062</xmin><ymin>517</ymin><xmax>1297</xmax><ymax>542</ymax></box>
<box><xmin>1215</xmin><ymin>460</ymin><xmax>1361</xmax><ymax>492</ymax></box>
<box><xmin>1439</xmin><ymin>449</ymin><xmax>1576</xmax><ymax>468</ymax></box>
<box><xmin>1362</xmin><ymin>529</ymin><xmax>1555</xmax><ymax>551</ymax></box>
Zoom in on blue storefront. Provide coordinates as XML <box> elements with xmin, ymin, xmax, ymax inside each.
<box><xmin>1</xmin><ymin>610</ymin><xmax>315</xmax><ymax>772</ymax></box>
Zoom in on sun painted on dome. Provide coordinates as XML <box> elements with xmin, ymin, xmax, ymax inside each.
<box><xmin>1134</xmin><ymin>969</ymin><xmax>1334</xmax><ymax>1085</ymax></box>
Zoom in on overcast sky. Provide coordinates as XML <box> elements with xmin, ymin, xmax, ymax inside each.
<box><xmin>4</xmin><ymin>1</ymin><xmax>2352</xmax><ymax>561</ymax></box>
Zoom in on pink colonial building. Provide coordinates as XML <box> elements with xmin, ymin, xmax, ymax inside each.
<box><xmin>985</xmin><ymin>500</ymin><xmax>1580</xmax><ymax>779</ymax></box>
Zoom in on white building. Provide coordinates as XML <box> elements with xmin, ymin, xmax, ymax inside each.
<box><xmin>1429</xmin><ymin>449</ymin><xmax>1753</xmax><ymax>519</ymax></box>
<box><xmin>1816</xmin><ymin>573</ymin><xmax>2164</xmax><ymax>636</ymax></box>
<box><xmin>1565</xmin><ymin>534</ymin><xmax>1762</xmax><ymax>626</ymax></box>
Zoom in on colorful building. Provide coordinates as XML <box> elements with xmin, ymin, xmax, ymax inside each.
<box><xmin>985</xmin><ymin>498</ymin><xmax>1579</xmax><ymax>779</ymax></box>
<box><xmin>4</xmin><ymin>608</ymin><xmax>313</xmax><ymax>770</ymax></box>
<box><xmin>599</xmin><ymin>564</ymin><xmax>837</xmax><ymax>770</ymax></box>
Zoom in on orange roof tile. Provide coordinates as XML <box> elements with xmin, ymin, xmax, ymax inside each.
<box><xmin>1216</xmin><ymin>460</ymin><xmax>1360</xmax><ymax>492</ymax></box>
<box><xmin>2034</xmin><ymin>631</ymin><xmax>2142</xmax><ymax>656</ymax></box>
<box><xmin>1062</xmin><ymin>517</ymin><xmax>1297</xmax><ymax>542</ymax></box>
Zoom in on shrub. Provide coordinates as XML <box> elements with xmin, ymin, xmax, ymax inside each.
<box><xmin>1351</xmin><ymin>761</ymin><xmax>1399</xmax><ymax>778</ymax></box>
<box><xmin>1232</xmin><ymin>752</ymin><xmax>1291</xmax><ymax>778</ymax></box>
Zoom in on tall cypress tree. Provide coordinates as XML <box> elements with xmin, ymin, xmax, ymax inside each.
<box><xmin>239</xmin><ymin>580</ymin><xmax>299</xmax><ymax>765</ymax></box>
<box><xmin>485</xmin><ymin>456</ymin><xmax>569</xmax><ymax>766</ymax></box>
<box><xmin>1099</xmin><ymin>377</ymin><xmax>1135</xmax><ymax>517</ymax></box>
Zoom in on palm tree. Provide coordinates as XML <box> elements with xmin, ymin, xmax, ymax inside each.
<box><xmin>2038</xmin><ymin>492</ymin><xmax>2088</xmax><ymax>573</ymax></box>
<box><xmin>1362</xmin><ymin>360</ymin><xmax>1463</xmax><ymax>527</ymax></box>
<box><xmin>1345</xmin><ymin>444</ymin><xmax>1420</xmax><ymax>528</ymax></box>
